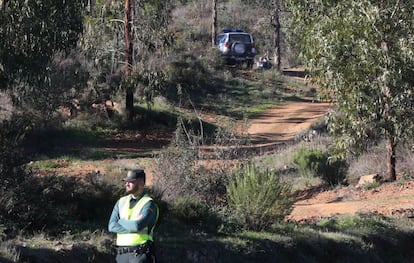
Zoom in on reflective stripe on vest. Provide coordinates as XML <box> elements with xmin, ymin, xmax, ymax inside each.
<box><xmin>116</xmin><ymin>194</ymin><xmax>154</xmax><ymax>246</ymax></box>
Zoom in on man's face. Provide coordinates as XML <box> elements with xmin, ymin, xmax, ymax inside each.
<box><xmin>125</xmin><ymin>179</ymin><xmax>144</xmax><ymax>196</ymax></box>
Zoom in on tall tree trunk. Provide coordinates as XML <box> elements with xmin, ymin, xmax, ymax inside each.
<box><xmin>211</xmin><ymin>0</ymin><xmax>217</xmax><ymax>47</ymax></box>
<box><xmin>272</xmin><ymin>0</ymin><xmax>281</xmax><ymax>71</ymax></box>
<box><xmin>124</xmin><ymin>0</ymin><xmax>134</xmax><ymax>124</ymax></box>
<box><xmin>87</xmin><ymin>0</ymin><xmax>95</xmax><ymax>14</ymax></box>
<box><xmin>384</xmin><ymin>137</ymin><xmax>397</xmax><ymax>182</ymax></box>
<box><xmin>380</xmin><ymin>40</ymin><xmax>396</xmax><ymax>182</ymax></box>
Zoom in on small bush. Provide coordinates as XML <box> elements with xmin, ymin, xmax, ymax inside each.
<box><xmin>154</xmin><ymin>119</ymin><xmax>249</xmax><ymax>205</ymax></box>
<box><xmin>316</xmin><ymin>214</ymin><xmax>393</xmax><ymax>236</ymax></box>
<box><xmin>164</xmin><ymin>55</ymin><xmax>213</xmax><ymax>101</ymax></box>
<box><xmin>0</xmin><ymin>243</ymin><xmax>20</xmax><ymax>262</ymax></box>
<box><xmin>0</xmin><ymin>117</ymin><xmax>31</xmax><ymax>182</ymax></box>
<box><xmin>170</xmin><ymin>196</ymin><xmax>209</xmax><ymax>224</ymax></box>
<box><xmin>292</xmin><ymin>148</ymin><xmax>348</xmax><ymax>186</ymax></box>
<box><xmin>227</xmin><ymin>164</ymin><xmax>294</xmax><ymax>231</ymax></box>
<box><xmin>211</xmin><ymin>205</ymin><xmax>243</xmax><ymax>234</ymax></box>
<box><xmin>293</xmin><ymin>148</ymin><xmax>326</xmax><ymax>178</ymax></box>
<box><xmin>363</xmin><ymin>181</ymin><xmax>382</xmax><ymax>190</ymax></box>
<box><xmin>153</xmin><ymin>120</ymin><xmax>201</xmax><ymax>201</ymax></box>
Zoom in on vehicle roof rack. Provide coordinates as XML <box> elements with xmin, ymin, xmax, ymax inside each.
<box><xmin>221</xmin><ymin>29</ymin><xmax>244</xmax><ymax>33</ymax></box>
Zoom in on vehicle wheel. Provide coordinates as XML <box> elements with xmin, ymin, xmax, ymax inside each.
<box><xmin>232</xmin><ymin>42</ymin><xmax>246</xmax><ymax>54</ymax></box>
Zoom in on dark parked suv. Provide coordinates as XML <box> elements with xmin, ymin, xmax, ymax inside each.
<box><xmin>216</xmin><ymin>29</ymin><xmax>256</xmax><ymax>68</ymax></box>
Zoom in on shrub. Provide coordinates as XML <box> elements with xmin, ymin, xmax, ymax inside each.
<box><xmin>227</xmin><ymin>164</ymin><xmax>294</xmax><ymax>231</ymax></box>
<box><xmin>170</xmin><ymin>196</ymin><xmax>209</xmax><ymax>224</ymax></box>
<box><xmin>320</xmin><ymin>157</ymin><xmax>349</xmax><ymax>186</ymax></box>
<box><xmin>154</xmin><ymin>119</ymin><xmax>249</xmax><ymax>206</ymax></box>
<box><xmin>292</xmin><ymin>148</ymin><xmax>326</xmax><ymax>178</ymax></box>
<box><xmin>363</xmin><ymin>181</ymin><xmax>382</xmax><ymax>190</ymax></box>
<box><xmin>164</xmin><ymin>55</ymin><xmax>211</xmax><ymax>101</ymax></box>
<box><xmin>0</xmin><ymin>117</ymin><xmax>31</xmax><ymax>183</ymax></box>
<box><xmin>0</xmin><ymin>117</ymin><xmax>34</xmax><ymax>232</ymax></box>
<box><xmin>153</xmin><ymin>120</ymin><xmax>201</xmax><ymax>201</ymax></box>
<box><xmin>1</xmin><ymin>171</ymin><xmax>120</xmax><ymax>234</ymax></box>
<box><xmin>292</xmin><ymin>148</ymin><xmax>348</xmax><ymax>186</ymax></box>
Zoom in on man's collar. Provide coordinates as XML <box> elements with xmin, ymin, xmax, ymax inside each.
<box><xmin>130</xmin><ymin>192</ymin><xmax>145</xmax><ymax>200</ymax></box>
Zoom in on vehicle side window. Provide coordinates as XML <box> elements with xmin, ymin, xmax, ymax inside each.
<box><xmin>216</xmin><ymin>34</ymin><xmax>225</xmax><ymax>45</ymax></box>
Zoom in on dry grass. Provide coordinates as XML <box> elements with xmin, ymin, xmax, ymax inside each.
<box><xmin>0</xmin><ymin>92</ymin><xmax>13</xmax><ymax>120</ymax></box>
<box><xmin>348</xmin><ymin>141</ymin><xmax>414</xmax><ymax>184</ymax></box>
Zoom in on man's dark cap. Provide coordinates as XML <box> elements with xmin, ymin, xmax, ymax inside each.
<box><xmin>123</xmin><ymin>169</ymin><xmax>145</xmax><ymax>182</ymax></box>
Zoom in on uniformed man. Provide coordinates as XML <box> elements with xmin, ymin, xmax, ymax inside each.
<box><xmin>108</xmin><ymin>169</ymin><xmax>159</xmax><ymax>263</ymax></box>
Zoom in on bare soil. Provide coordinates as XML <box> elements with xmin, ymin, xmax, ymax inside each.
<box><xmin>247</xmin><ymin>100</ymin><xmax>330</xmax><ymax>147</ymax></box>
<box><xmin>289</xmin><ymin>180</ymin><xmax>414</xmax><ymax>222</ymax></box>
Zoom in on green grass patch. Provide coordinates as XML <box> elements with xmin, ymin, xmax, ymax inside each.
<box><xmin>197</xmin><ymin>71</ymin><xmax>300</xmax><ymax>120</ymax></box>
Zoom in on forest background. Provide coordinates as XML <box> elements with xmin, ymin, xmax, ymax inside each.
<box><xmin>1</xmin><ymin>0</ymin><xmax>414</xmax><ymax>262</ymax></box>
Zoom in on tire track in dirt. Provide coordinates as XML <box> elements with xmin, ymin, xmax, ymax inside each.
<box><xmin>247</xmin><ymin>100</ymin><xmax>331</xmax><ymax>150</ymax></box>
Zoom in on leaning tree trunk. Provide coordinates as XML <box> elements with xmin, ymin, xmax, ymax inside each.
<box><xmin>124</xmin><ymin>0</ymin><xmax>134</xmax><ymax>124</ymax></box>
<box><xmin>384</xmin><ymin>137</ymin><xmax>397</xmax><ymax>182</ymax></box>
<box><xmin>272</xmin><ymin>0</ymin><xmax>281</xmax><ymax>71</ymax></box>
<box><xmin>211</xmin><ymin>0</ymin><xmax>217</xmax><ymax>47</ymax></box>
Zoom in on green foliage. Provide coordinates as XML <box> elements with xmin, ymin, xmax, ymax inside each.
<box><xmin>0</xmin><ymin>171</ymin><xmax>120</xmax><ymax>234</ymax></box>
<box><xmin>0</xmin><ymin>116</ymin><xmax>31</xmax><ymax>182</ymax></box>
<box><xmin>28</xmin><ymin>53</ymin><xmax>89</xmax><ymax>123</ymax></box>
<box><xmin>164</xmin><ymin>54</ymin><xmax>216</xmax><ymax>101</ymax></box>
<box><xmin>292</xmin><ymin>148</ymin><xmax>348</xmax><ymax>186</ymax></box>
<box><xmin>316</xmin><ymin>213</ymin><xmax>395</xmax><ymax>237</ymax></box>
<box><xmin>134</xmin><ymin>0</ymin><xmax>174</xmax><ymax>55</ymax></box>
<box><xmin>227</xmin><ymin>164</ymin><xmax>294</xmax><ymax>231</ymax></box>
<box><xmin>170</xmin><ymin>196</ymin><xmax>209</xmax><ymax>224</ymax></box>
<box><xmin>35</xmin><ymin>160</ymin><xmax>61</xmax><ymax>170</ymax></box>
<box><xmin>0</xmin><ymin>0</ymin><xmax>85</xmax><ymax>85</ymax></box>
<box><xmin>362</xmin><ymin>181</ymin><xmax>381</xmax><ymax>190</ymax></box>
<box><xmin>292</xmin><ymin>148</ymin><xmax>325</xmax><ymax>178</ymax></box>
<box><xmin>0</xmin><ymin>1</ymin><xmax>87</xmax><ymax>123</ymax></box>
<box><xmin>286</xmin><ymin>0</ymin><xmax>414</xmax><ymax>181</ymax></box>
<box><xmin>80</xmin><ymin>0</ymin><xmax>174</xmax><ymax>114</ymax></box>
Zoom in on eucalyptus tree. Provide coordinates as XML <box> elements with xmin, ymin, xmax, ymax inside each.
<box><xmin>272</xmin><ymin>0</ymin><xmax>281</xmax><ymax>70</ymax></box>
<box><xmin>287</xmin><ymin>0</ymin><xmax>414</xmax><ymax>181</ymax></box>
<box><xmin>239</xmin><ymin>0</ymin><xmax>284</xmax><ymax>70</ymax></box>
<box><xmin>130</xmin><ymin>0</ymin><xmax>173</xmax><ymax>112</ymax></box>
<box><xmin>81</xmin><ymin>0</ymin><xmax>173</xmax><ymax>124</ymax></box>
<box><xmin>0</xmin><ymin>0</ymin><xmax>86</xmax><ymax>122</ymax></box>
<box><xmin>0</xmin><ymin>0</ymin><xmax>87</xmax><ymax>225</ymax></box>
<box><xmin>212</xmin><ymin>0</ymin><xmax>218</xmax><ymax>47</ymax></box>
<box><xmin>124</xmin><ymin>0</ymin><xmax>134</xmax><ymax>122</ymax></box>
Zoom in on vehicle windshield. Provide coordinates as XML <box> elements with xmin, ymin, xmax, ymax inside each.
<box><xmin>229</xmin><ymin>34</ymin><xmax>251</xmax><ymax>43</ymax></box>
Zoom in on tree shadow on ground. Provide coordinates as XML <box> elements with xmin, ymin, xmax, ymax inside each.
<box><xmin>13</xmin><ymin>245</ymin><xmax>114</xmax><ymax>263</ymax></box>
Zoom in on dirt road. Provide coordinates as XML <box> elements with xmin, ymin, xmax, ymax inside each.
<box><xmin>245</xmin><ymin>99</ymin><xmax>414</xmax><ymax>221</ymax></box>
<box><xmin>247</xmin><ymin>100</ymin><xmax>331</xmax><ymax>146</ymax></box>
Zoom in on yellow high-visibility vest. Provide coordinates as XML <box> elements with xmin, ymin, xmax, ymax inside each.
<box><xmin>116</xmin><ymin>194</ymin><xmax>157</xmax><ymax>246</ymax></box>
